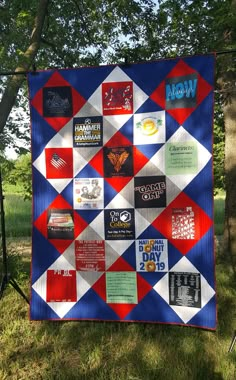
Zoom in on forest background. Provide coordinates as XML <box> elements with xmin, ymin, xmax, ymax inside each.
<box><xmin>0</xmin><ymin>1</ymin><xmax>236</xmax><ymax>379</ymax></box>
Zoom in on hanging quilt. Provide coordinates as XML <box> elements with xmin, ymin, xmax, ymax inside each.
<box><xmin>28</xmin><ymin>54</ymin><xmax>216</xmax><ymax>329</ymax></box>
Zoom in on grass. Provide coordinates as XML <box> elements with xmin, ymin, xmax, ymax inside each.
<box><xmin>0</xmin><ymin>240</ymin><xmax>236</xmax><ymax>379</ymax></box>
<box><xmin>1</xmin><ymin>191</ymin><xmax>235</xmax><ymax>379</ymax></box>
<box><xmin>4</xmin><ymin>194</ymin><xmax>32</xmax><ymax>237</ymax></box>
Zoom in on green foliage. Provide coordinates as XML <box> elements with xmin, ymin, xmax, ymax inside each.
<box><xmin>214</xmin><ymin>94</ymin><xmax>225</xmax><ymax>191</ymax></box>
<box><xmin>0</xmin><ymin>0</ymin><xmax>234</xmax><ymax>191</ymax></box>
<box><xmin>214</xmin><ymin>191</ymin><xmax>225</xmax><ymax>234</ymax></box>
<box><xmin>4</xmin><ymin>153</ymin><xmax>32</xmax><ymax>200</ymax></box>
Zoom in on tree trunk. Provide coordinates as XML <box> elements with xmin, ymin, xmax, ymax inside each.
<box><xmin>223</xmin><ymin>85</ymin><xmax>236</xmax><ymax>272</ymax></box>
<box><xmin>0</xmin><ymin>0</ymin><xmax>49</xmax><ymax>134</ymax></box>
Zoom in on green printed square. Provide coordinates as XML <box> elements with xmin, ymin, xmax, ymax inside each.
<box><xmin>106</xmin><ymin>272</ymin><xmax>137</xmax><ymax>304</ymax></box>
<box><xmin>165</xmin><ymin>141</ymin><xmax>198</xmax><ymax>175</ymax></box>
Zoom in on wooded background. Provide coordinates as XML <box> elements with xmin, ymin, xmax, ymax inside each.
<box><xmin>0</xmin><ymin>0</ymin><xmax>235</xmax><ymax>268</ymax></box>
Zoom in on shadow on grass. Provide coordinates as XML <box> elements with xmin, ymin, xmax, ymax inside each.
<box><xmin>1</xmin><ymin>240</ymin><xmax>236</xmax><ymax>380</ymax></box>
<box><xmin>33</xmin><ymin>320</ymin><xmax>228</xmax><ymax>380</ymax></box>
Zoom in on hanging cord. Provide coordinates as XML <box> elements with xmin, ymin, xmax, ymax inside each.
<box><xmin>0</xmin><ymin>49</ymin><xmax>235</xmax><ymax>77</ymax></box>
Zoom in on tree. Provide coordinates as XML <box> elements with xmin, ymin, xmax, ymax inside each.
<box><xmin>6</xmin><ymin>153</ymin><xmax>32</xmax><ymax>199</ymax></box>
<box><xmin>155</xmin><ymin>0</ymin><xmax>236</xmax><ymax>268</ymax></box>
<box><xmin>0</xmin><ymin>0</ymin><xmax>48</xmax><ymax>153</ymax></box>
<box><xmin>0</xmin><ymin>0</ymin><xmax>235</xmax><ymax>265</ymax></box>
<box><xmin>0</xmin><ymin>0</ymin><xmax>158</xmax><ymax>141</ymax></box>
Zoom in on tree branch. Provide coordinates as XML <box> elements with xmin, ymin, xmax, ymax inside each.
<box><xmin>0</xmin><ymin>0</ymin><xmax>49</xmax><ymax>134</ymax></box>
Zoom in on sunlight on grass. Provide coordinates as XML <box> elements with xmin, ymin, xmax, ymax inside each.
<box><xmin>1</xmin><ymin>191</ymin><xmax>234</xmax><ymax>379</ymax></box>
<box><xmin>0</xmin><ymin>226</ymin><xmax>236</xmax><ymax>379</ymax></box>
<box><xmin>4</xmin><ymin>194</ymin><xmax>32</xmax><ymax>237</ymax></box>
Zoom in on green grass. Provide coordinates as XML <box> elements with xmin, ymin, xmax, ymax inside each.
<box><xmin>0</xmin><ymin>192</ymin><xmax>235</xmax><ymax>379</ymax></box>
<box><xmin>0</xmin><ymin>239</ymin><xmax>236</xmax><ymax>380</ymax></box>
<box><xmin>4</xmin><ymin>194</ymin><xmax>32</xmax><ymax>237</ymax></box>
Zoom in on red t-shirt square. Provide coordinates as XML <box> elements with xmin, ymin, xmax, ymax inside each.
<box><xmin>46</xmin><ymin>269</ymin><xmax>77</xmax><ymax>302</ymax></box>
<box><xmin>102</xmin><ymin>81</ymin><xmax>133</xmax><ymax>115</ymax></box>
<box><xmin>45</xmin><ymin>147</ymin><xmax>73</xmax><ymax>179</ymax></box>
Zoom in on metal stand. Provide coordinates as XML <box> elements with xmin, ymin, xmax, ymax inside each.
<box><xmin>228</xmin><ymin>331</ymin><xmax>236</xmax><ymax>353</ymax></box>
<box><xmin>0</xmin><ymin>168</ymin><xmax>29</xmax><ymax>304</ymax></box>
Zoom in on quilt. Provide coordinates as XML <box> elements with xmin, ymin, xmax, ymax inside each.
<box><xmin>28</xmin><ymin>54</ymin><xmax>216</xmax><ymax>329</ymax></box>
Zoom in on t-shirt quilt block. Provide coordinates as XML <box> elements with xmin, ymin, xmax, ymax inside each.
<box><xmin>28</xmin><ymin>55</ymin><xmax>216</xmax><ymax>329</ymax></box>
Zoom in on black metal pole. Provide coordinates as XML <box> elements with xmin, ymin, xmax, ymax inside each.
<box><xmin>0</xmin><ymin>167</ymin><xmax>29</xmax><ymax>304</ymax></box>
<box><xmin>0</xmin><ymin>167</ymin><xmax>9</xmax><ymax>297</ymax></box>
<box><xmin>228</xmin><ymin>331</ymin><xmax>236</xmax><ymax>353</ymax></box>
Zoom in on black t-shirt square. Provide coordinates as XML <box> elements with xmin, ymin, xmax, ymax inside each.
<box><xmin>104</xmin><ymin>146</ymin><xmax>133</xmax><ymax>177</ymax></box>
<box><xmin>134</xmin><ymin>176</ymin><xmax>166</xmax><ymax>208</ymax></box>
<box><xmin>104</xmin><ymin>208</ymin><xmax>135</xmax><ymax>240</ymax></box>
<box><xmin>43</xmin><ymin>86</ymin><xmax>73</xmax><ymax>117</ymax></box>
<box><xmin>165</xmin><ymin>73</ymin><xmax>198</xmax><ymax>110</ymax></box>
<box><xmin>169</xmin><ymin>272</ymin><xmax>201</xmax><ymax>308</ymax></box>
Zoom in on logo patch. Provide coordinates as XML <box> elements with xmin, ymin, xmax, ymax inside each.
<box><xmin>104</xmin><ymin>146</ymin><xmax>133</xmax><ymax>177</ymax></box>
<box><xmin>134</xmin><ymin>176</ymin><xmax>166</xmax><ymax>208</ymax></box>
<box><xmin>43</xmin><ymin>86</ymin><xmax>73</xmax><ymax>117</ymax></box>
<box><xmin>73</xmin><ymin>116</ymin><xmax>103</xmax><ymax>147</ymax></box>
<box><xmin>165</xmin><ymin>73</ymin><xmax>198</xmax><ymax>110</ymax></box>
<box><xmin>104</xmin><ymin>208</ymin><xmax>135</xmax><ymax>240</ymax></box>
<box><xmin>102</xmin><ymin>81</ymin><xmax>133</xmax><ymax>115</ymax></box>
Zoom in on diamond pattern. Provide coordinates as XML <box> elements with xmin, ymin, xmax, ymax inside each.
<box><xmin>29</xmin><ymin>56</ymin><xmax>216</xmax><ymax>329</ymax></box>
<box><xmin>31</xmin><ymin>71</ymin><xmax>86</xmax><ymax>132</ymax></box>
<box><xmin>150</xmin><ymin>60</ymin><xmax>213</xmax><ymax>125</ymax></box>
<box><xmin>153</xmin><ymin>256</ymin><xmax>215</xmax><ymax>323</ymax></box>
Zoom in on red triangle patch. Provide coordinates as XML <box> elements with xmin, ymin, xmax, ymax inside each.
<box><xmin>108</xmin><ymin>303</ymin><xmax>136</xmax><ymax>319</ymax></box>
<box><xmin>167</xmin><ymin>108</ymin><xmax>195</xmax><ymax>125</ymax></box>
<box><xmin>137</xmin><ymin>273</ymin><xmax>153</xmax><ymax>301</ymax></box>
<box><xmin>92</xmin><ymin>273</ymin><xmax>106</xmax><ymax>302</ymax></box>
<box><xmin>107</xmin><ymin>256</ymin><xmax>135</xmax><ymax>272</ymax></box>
<box><xmin>105</xmin><ymin>176</ymin><xmax>133</xmax><ymax>193</ymax></box>
<box><xmin>133</xmin><ymin>146</ymin><xmax>149</xmax><ymax>175</ymax></box>
<box><xmin>89</xmin><ymin>148</ymin><xmax>104</xmax><ymax>177</ymax></box>
<box><xmin>167</xmin><ymin>59</ymin><xmax>195</xmax><ymax>78</ymax></box>
<box><xmin>105</xmin><ymin>131</ymin><xmax>132</xmax><ymax>148</ymax></box>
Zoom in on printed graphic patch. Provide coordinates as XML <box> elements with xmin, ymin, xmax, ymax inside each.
<box><xmin>171</xmin><ymin>206</ymin><xmax>196</xmax><ymax>240</ymax></box>
<box><xmin>104</xmin><ymin>146</ymin><xmax>133</xmax><ymax>177</ymax></box>
<box><xmin>134</xmin><ymin>176</ymin><xmax>166</xmax><ymax>208</ymax></box>
<box><xmin>165</xmin><ymin>73</ymin><xmax>198</xmax><ymax>110</ymax></box>
<box><xmin>169</xmin><ymin>272</ymin><xmax>201</xmax><ymax>308</ymax></box>
<box><xmin>47</xmin><ymin>209</ymin><xmax>74</xmax><ymax>240</ymax></box>
<box><xmin>74</xmin><ymin>178</ymin><xmax>104</xmax><ymax>209</ymax></box>
<box><xmin>165</xmin><ymin>141</ymin><xmax>198</xmax><ymax>175</ymax></box>
<box><xmin>46</xmin><ymin>270</ymin><xmax>77</xmax><ymax>302</ymax></box>
<box><xmin>134</xmin><ymin>111</ymin><xmax>166</xmax><ymax>145</ymax></box>
<box><xmin>102</xmin><ymin>81</ymin><xmax>133</xmax><ymax>115</ymax></box>
<box><xmin>106</xmin><ymin>272</ymin><xmax>137</xmax><ymax>304</ymax></box>
<box><xmin>104</xmin><ymin>208</ymin><xmax>135</xmax><ymax>240</ymax></box>
<box><xmin>45</xmin><ymin>148</ymin><xmax>73</xmax><ymax>179</ymax></box>
<box><xmin>73</xmin><ymin>116</ymin><xmax>103</xmax><ymax>147</ymax></box>
<box><xmin>75</xmin><ymin>240</ymin><xmax>105</xmax><ymax>271</ymax></box>
<box><xmin>43</xmin><ymin>86</ymin><xmax>73</xmax><ymax>117</ymax></box>
<box><xmin>136</xmin><ymin>238</ymin><xmax>168</xmax><ymax>272</ymax></box>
